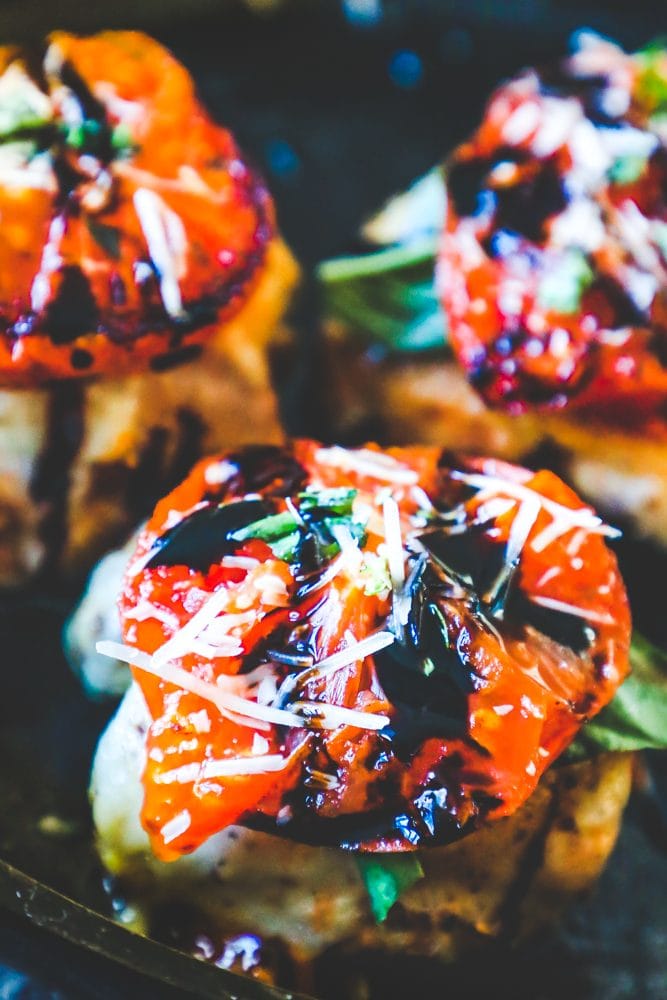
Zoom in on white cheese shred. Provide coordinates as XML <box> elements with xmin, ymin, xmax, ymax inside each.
<box><xmin>295</xmin><ymin>630</ymin><xmax>395</xmax><ymax>687</ymax></box>
<box><xmin>315</xmin><ymin>446</ymin><xmax>419</xmax><ymax>485</ymax></box>
<box><xmin>528</xmin><ymin>594</ymin><xmax>615</xmax><ymax>626</ymax></box>
<box><xmin>450</xmin><ymin>470</ymin><xmax>620</xmax><ymax>553</ymax></box>
<box><xmin>160</xmin><ymin>809</ymin><xmax>191</xmax><ymax>845</ymax></box>
<box><xmin>382</xmin><ymin>494</ymin><xmax>406</xmax><ymax>635</ymax></box>
<box><xmin>96</xmin><ymin>640</ymin><xmax>390</xmax><ymax>732</ymax></box>
<box><xmin>151</xmin><ymin>587</ymin><xmax>231</xmax><ymax>667</ymax></box>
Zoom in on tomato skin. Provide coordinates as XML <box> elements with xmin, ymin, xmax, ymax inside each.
<box><xmin>0</xmin><ymin>32</ymin><xmax>273</xmax><ymax>386</ymax></box>
<box><xmin>120</xmin><ymin>441</ymin><xmax>631</xmax><ymax>857</ymax></box>
<box><xmin>439</xmin><ymin>39</ymin><xmax>667</xmax><ymax>423</ymax></box>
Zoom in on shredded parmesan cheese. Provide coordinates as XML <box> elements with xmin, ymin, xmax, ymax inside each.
<box><xmin>382</xmin><ymin>494</ymin><xmax>406</xmax><ymax>634</ymax></box>
<box><xmin>451</xmin><ymin>470</ymin><xmax>620</xmax><ymax>552</ymax></box>
<box><xmin>315</xmin><ymin>446</ymin><xmax>419</xmax><ymax>485</ymax></box>
<box><xmin>133</xmin><ymin>187</ymin><xmax>187</xmax><ymax>318</ymax></box>
<box><xmin>156</xmin><ymin>754</ymin><xmax>289</xmax><ymax>785</ymax></box>
<box><xmin>97</xmin><ymin>641</ymin><xmax>390</xmax><ymax>732</ymax></box>
<box><xmin>528</xmin><ymin>594</ymin><xmax>614</xmax><ymax>626</ymax></box>
<box><xmin>160</xmin><ymin>809</ymin><xmax>191</xmax><ymax>844</ymax></box>
<box><xmin>295</xmin><ymin>630</ymin><xmax>395</xmax><ymax>687</ymax></box>
<box><xmin>152</xmin><ymin>587</ymin><xmax>230</xmax><ymax>667</ymax></box>
<box><xmin>291</xmin><ymin>701</ymin><xmax>389</xmax><ymax>731</ymax></box>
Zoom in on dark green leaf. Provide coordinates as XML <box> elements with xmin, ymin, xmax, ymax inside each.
<box><xmin>318</xmin><ymin>236</ymin><xmax>446</xmax><ymax>354</ymax></box>
<box><xmin>567</xmin><ymin>633</ymin><xmax>667</xmax><ymax>758</ymax></box>
<box><xmin>608</xmin><ymin>155</ymin><xmax>648</xmax><ymax>186</ymax></box>
<box><xmin>229</xmin><ymin>489</ymin><xmax>364</xmax><ymax>566</ymax></box>
<box><xmin>231</xmin><ymin>510</ymin><xmax>297</xmax><ymax>544</ymax></box>
<box><xmin>297</xmin><ymin>488</ymin><xmax>357</xmax><ymax>517</ymax></box>
<box><xmin>268</xmin><ymin>530</ymin><xmax>302</xmax><ymax>562</ymax></box>
<box><xmin>111</xmin><ymin>123</ymin><xmax>136</xmax><ymax>157</ymax></box>
<box><xmin>636</xmin><ymin>40</ymin><xmax>667</xmax><ymax>112</ymax></box>
<box><xmin>355</xmin><ymin>853</ymin><xmax>424</xmax><ymax>922</ymax></box>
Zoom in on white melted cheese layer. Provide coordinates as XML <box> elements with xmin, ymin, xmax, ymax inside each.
<box><xmin>90</xmin><ymin>684</ymin><xmax>367</xmax><ymax>957</ymax></box>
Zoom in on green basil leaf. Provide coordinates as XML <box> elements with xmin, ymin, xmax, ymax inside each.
<box><xmin>567</xmin><ymin>633</ymin><xmax>667</xmax><ymax>758</ymax></box>
<box><xmin>297</xmin><ymin>488</ymin><xmax>357</xmax><ymax>518</ymax></box>
<box><xmin>636</xmin><ymin>39</ymin><xmax>667</xmax><ymax>113</ymax></box>
<box><xmin>355</xmin><ymin>853</ymin><xmax>424</xmax><ymax>922</ymax></box>
<box><xmin>318</xmin><ymin>237</ymin><xmax>445</xmax><ymax>353</ymax></box>
<box><xmin>608</xmin><ymin>155</ymin><xmax>648</xmax><ymax>186</ymax></box>
<box><xmin>110</xmin><ymin>123</ymin><xmax>136</xmax><ymax>158</ymax></box>
<box><xmin>536</xmin><ymin>249</ymin><xmax>594</xmax><ymax>314</ymax></box>
<box><xmin>230</xmin><ymin>510</ymin><xmax>298</xmax><ymax>544</ymax></box>
<box><xmin>318</xmin><ymin>166</ymin><xmax>448</xmax><ymax>355</ymax></box>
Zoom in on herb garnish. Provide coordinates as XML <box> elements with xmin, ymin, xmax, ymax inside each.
<box><xmin>231</xmin><ymin>488</ymin><xmax>366</xmax><ymax>570</ymax></box>
<box><xmin>318</xmin><ymin>170</ymin><xmax>447</xmax><ymax>353</ymax></box>
<box><xmin>567</xmin><ymin>633</ymin><xmax>667</xmax><ymax>758</ymax></box>
<box><xmin>355</xmin><ymin>853</ymin><xmax>424</xmax><ymax>922</ymax></box>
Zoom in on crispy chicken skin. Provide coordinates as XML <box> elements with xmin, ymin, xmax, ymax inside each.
<box><xmin>0</xmin><ymin>32</ymin><xmax>298</xmax><ymax>583</ymax></box>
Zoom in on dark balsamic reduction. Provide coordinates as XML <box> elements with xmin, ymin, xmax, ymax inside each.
<box><xmin>245</xmin><ymin>796</ymin><xmax>465</xmax><ymax>851</ymax></box>
<box><xmin>58</xmin><ymin>60</ymin><xmax>115</xmax><ymax>163</ymax></box>
<box><xmin>45</xmin><ymin>266</ymin><xmax>100</xmax><ymax>343</ymax></box>
<box><xmin>493</xmin><ymin>161</ymin><xmax>567</xmax><ymax>243</ymax></box>
<box><xmin>447</xmin><ymin>156</ymin><xmax>495</xmax><ymax>217</ymax></box>
<box><xmin>374</xmin><ymin>641</ymin><xmax>469</xmax><ymax>761</ymax></box>
<box><xmin>145</xmin><ymin>498</ymin><xmax>274</xmax><ymax>571</ymax></box>
<box><xmin>508</xmin><ymin>591</ymin><xmax>594</xmax><ymax>653</ymax></box>
<box><xmin>584</xmin><ymin>274</ymin><xmax>651</xmax><ymax>328</ymax></box>
<box><xmin>419</xmin><ymin>522</ymin><xmax>508</xmax><ymax>598</ymax></box>
<box><xmin>149</xmin><ymin>345</ymin><xmax>203</xmax><ymax>372</ymax></box>
<box><xmin>29</xmin><ymin>381</ymin><xmax>86</xmax><ymax>573</ymax></box>
<box><xmin>538</xmin><ymin>66</ymin><xmax>622</xmax><ymax>127</ymax></box>
<box><xmin>213</xmin><ymin>445</ymin><xmax>309</xmax><ymax>500</ymax></box>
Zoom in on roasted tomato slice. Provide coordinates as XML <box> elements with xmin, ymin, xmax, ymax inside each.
<box><xmin>439</xmin><ymin>35</ymin><xmax>667</xmax><ymax>422</ymax></box>
<box><xmin>0</xmin><ymin>31</ymin><xmax>272</xmax><ymax>385</ymax></box>
<box><xmin>114</xmin><ymin>440</ymin><xmax>630</xmax><ymax>859</ymax></box>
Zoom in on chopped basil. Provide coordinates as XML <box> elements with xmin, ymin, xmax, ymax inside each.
<box><xmin>231</xmin><ymin>510</ymin><xmax>298</xmax><ymax>545</ymax></box>
<box><xmin>268</xmin><ymin>530</ymin><xmax>302</xmax><ymax>562</ymax></box>
<box><xmin>360</xmin><ymin>551</ymin><xmax>392</xmax><ymax>596</ymax></box>
<box><xmin>319</xmin><ymin>238</ymin><xmax>445</xmax><ymax>353</ymax></box>
<box><xmin>63</xmin><ymin>119</ymin><xmax>102</xmax><ymax>150</ymax></box>
<box><xmin>318</xmin><ymin>169</ymin><xmax>448</xmax><ymax>354</ymax></box>
<box><xmin>536</xmin><ymin>250</ymin><xmax>594</xmax><ymax>315</ymax></box>
<box><xmin>355</xmin><ymin>853</ymin><xmax>424</xmax><ymax>922</ymax></box>
<box><xmin>608</xmin><ymin>155</ymin><xmax>648</xmax><ymax>186</ymax></box>
<box><xmin>297</xmin><ymin>487</ymin><xmax>357</xmax><ymax>518</ymax></box>
<box><xmin>228</xmin><ymin>489</ymin><xmax>365</xmax><ymax>568</ymax></box>
<box><xmin>110</xmin><ymin>123</ymin><xmax>136</xmax><ymax>158</ymax></box>
<box><xmin>636</xmin><ymin>41</ymin><xmax>667</xmax><ymax>113</ymax></box>
<box><xmin>567</xmin><ymin>633</ymin><xmax>667</xmax><ymax>758</ymax></box>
